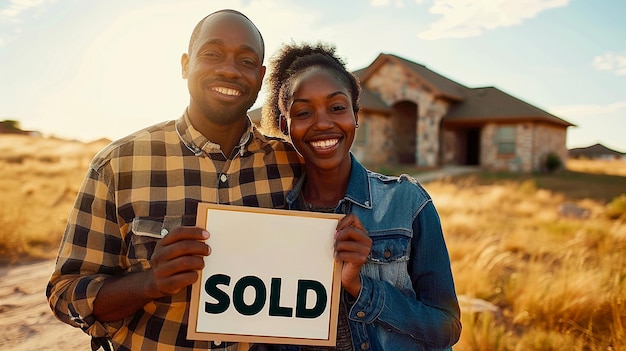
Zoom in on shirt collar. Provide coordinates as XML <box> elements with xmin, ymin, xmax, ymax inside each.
<box><xmin>175</xmin><ymin>110</ymin><xmax>254</xmax><ymax>157</ymax></box>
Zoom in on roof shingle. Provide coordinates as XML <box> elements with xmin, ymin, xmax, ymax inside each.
<box><xmin>445</xmin><ymin>87</ymin><xmax>574</xmax><ymax>127</ymax></box>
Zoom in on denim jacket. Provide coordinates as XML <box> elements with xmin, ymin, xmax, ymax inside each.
<box><xmin>284</xmin><ymin>155</ymin><xmax>461</xmax><ymax>351</ymax></box>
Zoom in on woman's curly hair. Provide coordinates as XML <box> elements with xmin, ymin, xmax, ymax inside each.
<box><xmin>260</xmin><ymin>42</ymin><xmax>361</xmax><ymax>137</ymax></box>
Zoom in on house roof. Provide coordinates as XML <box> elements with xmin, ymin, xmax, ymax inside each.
<box><xmin>354</xmin><ymin>53</ymin><xmax>573</xmax><ymax>128</ymax></box>
<box><xmin>444</xmin><ymin>87</ymin><xmax>575</xmax><ymax>127</ymax></box>
<box><xmin>569</xmin><ymin>143</ymin><xmax>625</xmax><ymax>158</ymax></box>
<box><xmin>359</xmin><ymin>87</ymin><xmax>392</xmax><ymax>113</ymax></box>
<box><xmin>355</xmin><ymin>53</ymin><xmax>468</xmax><ymax>101</ymax></box>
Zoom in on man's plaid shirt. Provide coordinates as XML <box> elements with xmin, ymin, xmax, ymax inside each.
<box><xmin>47</xmin><ymin>112</ymin><xmax>302</xmax><ymax>350</ymax></box>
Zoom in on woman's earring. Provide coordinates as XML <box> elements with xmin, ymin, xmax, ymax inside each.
<box><xmin>355</xmin><ymin>122</ymin><xmax>359</xmax><ymax>128</ymax></box>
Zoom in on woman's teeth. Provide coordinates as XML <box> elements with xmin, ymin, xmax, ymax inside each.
<box><xmin>310</xmin><ymin>139</ymin><xmax>339</xmax><ymax>149</ymax></box>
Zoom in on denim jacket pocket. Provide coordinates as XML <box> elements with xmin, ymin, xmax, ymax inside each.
<box><xmin>368</xmin><ymin>233</ymin><xmax>410</xmax><ymax>263</ymax></box>
<box><xmin>363</xmin><ymin>231</ymin><xmax>412</xmax><ymax>290</ymax></box>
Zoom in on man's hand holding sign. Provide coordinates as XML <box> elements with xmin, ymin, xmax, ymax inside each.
<box><xmin>150</xmin><ymin>227</ymin><xmax>210</xmax><ymax>297</ymax></box>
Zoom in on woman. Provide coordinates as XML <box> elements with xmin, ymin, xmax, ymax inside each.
<box><xmin>260</xmin><ymin>43</ymin><xmax>461</xmax><ymax>351</ymax></box>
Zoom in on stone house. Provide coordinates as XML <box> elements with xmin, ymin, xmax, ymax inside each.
<box><xmin>251</xmin><ymin>53</ymin><xmax>575</xmax><ymax>172</ymax></box>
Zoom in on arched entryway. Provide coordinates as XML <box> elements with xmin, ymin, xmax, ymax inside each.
<box><xmin>391</xmin><ymin>101</ymin><xmax>417</xmax><ymax>164</ymax></box>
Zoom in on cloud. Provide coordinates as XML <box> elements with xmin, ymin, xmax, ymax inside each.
<box><xmin>419</xmin><ymin>0</ymin><xmax>569</xmax><ymax>40</ymax></box>
<box><xmin>0</xmin><ymin>0</ymin><xmax>53</xmax><ymax>47</ymax></box>
<box><xmin>369</xmin><ymin>0</ymin><xmax>421</xmax><ymax>7</ymax></box>
<box><xmin>553</xmin><ymin>101</ymin><xmax>626</xmax><ymax>151</ymax></box>
<box><xmin>0</xmin><ymin>0</ymin><xmax>49</xmax><ymax>21</ymax></box>
<box><xmin>549</xmin><ymin>101</ymin><xmax>626</xmax><ymax>117</ymax></box>
<box><xmin>370</xmin><ymin>0</ymin><xmax>392</xmax><ymax>6</ymax></box>
<box><xmin>592</xmin><ymin>52</ymin><xmax>626</xmax><ymax>76</ymax></box>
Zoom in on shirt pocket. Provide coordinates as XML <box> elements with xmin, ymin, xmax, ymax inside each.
<box><xmin>363</xmin><ymin>230</ymin><xmax>412</xmax><ymax>290</ymax></box>
<box><xmin>126</xmin><ymin>215</ymin><xmax>194</xmax><ymax>264</ymax></box>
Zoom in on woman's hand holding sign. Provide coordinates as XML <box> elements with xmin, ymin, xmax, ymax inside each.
<box><xmin>334</xmin><ymin>214</ymin><xmax>372</xmax><ymax>298</ymax></box>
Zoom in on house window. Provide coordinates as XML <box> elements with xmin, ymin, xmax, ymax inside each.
<box><xmin>496</xmin><ymin>126</ymin><xmax>516</xmax><ymax>155</ymax></box>
<box><xmin>354</xmin><ymin>121</ymin><xmax>368</xmax><ymax>145</ymax></box>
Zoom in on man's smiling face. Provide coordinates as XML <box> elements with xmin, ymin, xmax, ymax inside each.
<box><xmin>182</xmin><ymin>11</ymin><xmax>265</xmax><ymax>126</ymax></box>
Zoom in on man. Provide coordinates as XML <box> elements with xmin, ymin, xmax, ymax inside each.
<box><xmin>47</xmin><ymin>9</ymin><xmax>302</xmax><ymax>351</ymax></box>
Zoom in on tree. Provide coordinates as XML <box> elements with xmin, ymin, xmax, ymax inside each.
<box><xmin>0</xmin><ymin>120</ymin><xmax>23</xmax><ymax>133</ymax></box>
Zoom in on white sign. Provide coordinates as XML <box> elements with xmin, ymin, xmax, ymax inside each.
<box><xmin>188</xmin><ymin>203</ymin><xmax>343</xmax><ymax>346</ymax></box>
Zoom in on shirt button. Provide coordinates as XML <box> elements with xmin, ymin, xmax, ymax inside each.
<box><xmin>384</xmin><ymin>250</ymin><xmax>391</xmax><ymax>258</ymax></box>
<box><xmin>220</xmin><ymin>174</ymin><xmax>228</xmax><ymax>183</ymax></box>
<box><xmin>160</xmin><ymin>228</ymin><xmax>168</xmax><ymax>236</ymax></box>
<box><xmin>356</xmin><ymin>311</ymin><xmax>365</xmax><ymax>318</ymax></box>
<box><xmin>360</xmin><ymin>342</ymin><xmax>369</xmax><ymax>350</ymax></box>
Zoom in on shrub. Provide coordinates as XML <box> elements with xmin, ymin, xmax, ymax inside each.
<box><xmin>544</xmin><ymin>152</ymin><xmax>562</xmax><ymax>173</ymax></box>
<box><xmin>606</xmin><ymin>194</ymin><xmax>626</xmax><ymax>220</ymax></box>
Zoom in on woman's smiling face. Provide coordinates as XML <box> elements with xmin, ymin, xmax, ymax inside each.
<box><xmin>284</xmin><ymin>67</ymin><xmax>358</xmax><ymax>171</ymax></box>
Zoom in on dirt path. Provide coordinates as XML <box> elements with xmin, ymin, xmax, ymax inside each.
<box><xmin>0</xmin><ymin>260</ymin><xmax>92</xmax><ymax>350</ymax></box>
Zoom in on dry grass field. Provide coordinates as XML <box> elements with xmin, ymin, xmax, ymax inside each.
<box><xmin>567</xmin><ymin>158</ymin><xmax>626</xmax><ymax>177</ymax></box>
<box><xmin>428</xmin><ymin>168</ymin><xmax>626</xmax><ymax>351</ymax></box>
<box><xmin>0</xmin><ymin>135</ymin><xmax>110</xmax><ymax>263</ymax></box>
<box><xmin>0</xmin><ymin>135</ymin><xmax>625</xmax><ymax>350</ymax></box>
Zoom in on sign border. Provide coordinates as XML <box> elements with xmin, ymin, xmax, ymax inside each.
<box><xmin>188</xmin><ymin>203</ymin><xmax>343</xmax><ymax>346</ymax></box>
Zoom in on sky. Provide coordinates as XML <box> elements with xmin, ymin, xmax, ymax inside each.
<box><xmin>1</xmin><ymin>0</ymin><xmax>625</xmax><ymax>152</ymax></box>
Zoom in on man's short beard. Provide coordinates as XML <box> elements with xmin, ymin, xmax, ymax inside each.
<box><xmin>204</xmin><ymin>99</ymin><xmax>256</xmax><ymax>126</ymax></box>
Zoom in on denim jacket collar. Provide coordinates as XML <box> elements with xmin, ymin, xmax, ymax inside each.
<box><xmin>286</xmin><ymin>153</ymin><xmax>373</xmax><ymax>211</ymax></box>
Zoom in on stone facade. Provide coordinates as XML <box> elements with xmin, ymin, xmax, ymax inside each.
<box><xmin>351</xmin><ymin>111</ymin><xmax>393</xmax><ymax>165</ymax></box>
<box><xmin>533</xmin><ymin>123</ymin><xmax>568</xmax><ymax>171</ymax></box>
<box><xmin>470</xmin><ymin>123</ymin><xmax>567</xmax><ymax>172</ymax></box>
<box><xmin>358</xmin><ymin>60</ymin><xmax>448</xmax><ymax>167</ymax></box>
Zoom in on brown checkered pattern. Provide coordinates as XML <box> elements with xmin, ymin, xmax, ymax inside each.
<box><xmin>47</xmin><ymin>112</ymin><xmax>302</xmax><ymax>350</ymax></box>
